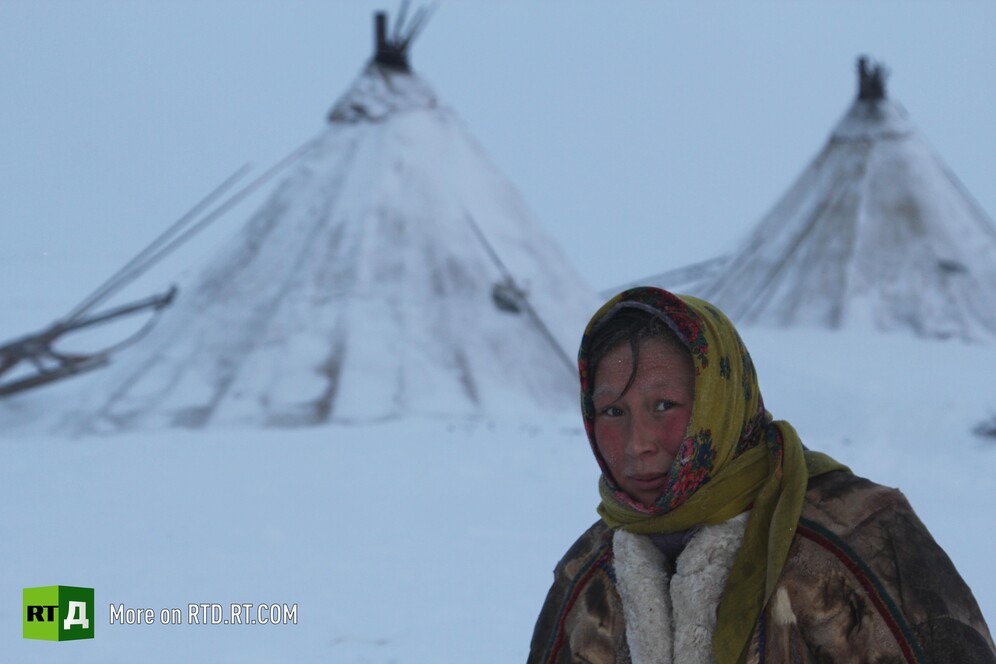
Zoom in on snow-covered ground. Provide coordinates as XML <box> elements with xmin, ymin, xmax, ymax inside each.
<box><xmin>2</xmin><ymin>323</ymin><xmax>994</xmax><ymax>663</ymax></box>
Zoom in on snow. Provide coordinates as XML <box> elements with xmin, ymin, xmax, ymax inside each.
<box><xmin>328</xmin><ymin>62</ymin><xmax>438</xmax><ymax>123</ymax></box>
<box><xmin>2</xmin><ymin>325</ymin><xmax>995</xmax><ymax>662</ymax></box>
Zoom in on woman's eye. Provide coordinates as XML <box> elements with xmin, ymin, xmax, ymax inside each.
<box><xmin>600</xmin><ymin>406</ymin><xmax>624</xmax><ymax>417</ymax></box>
<box><xmin>655</xmin><ymin>400</ymin><xmax>677</xmax><ymax>412</ymax></box>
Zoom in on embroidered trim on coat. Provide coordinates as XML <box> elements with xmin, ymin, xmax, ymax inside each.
<box><xmin>537</xmin><ymin>544</ymin><xmax>614</xmax><ymax>663</ymax></box>
<box><xmin>797</xmin><ymin>518</ymin><xmax>927</xmax><ymax>664</ymax></box>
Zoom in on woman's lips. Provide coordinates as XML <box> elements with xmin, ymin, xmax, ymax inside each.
<box><xmin>627</xmin><ymin>473</ymin><xmax>669</xmax><ymax>489</ymax></box>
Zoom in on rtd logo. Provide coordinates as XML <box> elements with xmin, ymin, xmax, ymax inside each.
<box><xmin>22</xmin><ymin>586</ymin><xmax>95</xmax><ymax>641</ymax></box>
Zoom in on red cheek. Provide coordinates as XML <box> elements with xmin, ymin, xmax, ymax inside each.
<box><xmin>661</xmin><ymin>421</ymin><xmax>688</xmax><ymax>455</ymax></box>
<box><xmin>593</xmin><ymin>422</ymin><xmax>625</xmax><ymax>465</ymax></box>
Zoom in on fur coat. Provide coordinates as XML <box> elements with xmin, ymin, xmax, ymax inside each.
<box><xmin>528</xmin><ymin>471</ymin><xmax>996</xmax><ymax>664</ymax></box>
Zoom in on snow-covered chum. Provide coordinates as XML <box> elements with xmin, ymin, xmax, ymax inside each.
<box><xmin>529</xmin><ymin>286</ymin><xmax>995</xmax><ymax>664</ymax></box>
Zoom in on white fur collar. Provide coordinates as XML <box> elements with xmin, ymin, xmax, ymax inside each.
<box><xmin>612</xmin><ymin>513</ymin><xmax>749</xmax><ymax>664</ymax></box>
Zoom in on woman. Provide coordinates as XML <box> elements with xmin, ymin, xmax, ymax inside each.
<box><xmin>528</xmin><ymin>287</ymin><xmax>994</xmax><ymax>663</ymax></box>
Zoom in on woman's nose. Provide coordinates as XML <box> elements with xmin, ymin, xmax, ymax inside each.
<box><xmin>626</xmin><ymin>414</ymin><xmax>659</xmax><ymax>457</ymax></box>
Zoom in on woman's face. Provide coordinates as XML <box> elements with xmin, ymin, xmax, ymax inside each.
<box><xmin>591</xmin><ymin>336</ymin><xmax>695</xmax><ymax>507</ymax></box>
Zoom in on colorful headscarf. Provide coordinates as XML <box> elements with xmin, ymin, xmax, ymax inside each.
<box><xmin>579</xmin><ymin>287</ymin><xmax>845</xmax><ymax>664</ymax></box>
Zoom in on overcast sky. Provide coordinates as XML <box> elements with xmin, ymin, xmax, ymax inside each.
<box><xmin>2</xmin><ymin>1</ymin><xmax>995</xmax><ymax>338</ymax></box>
